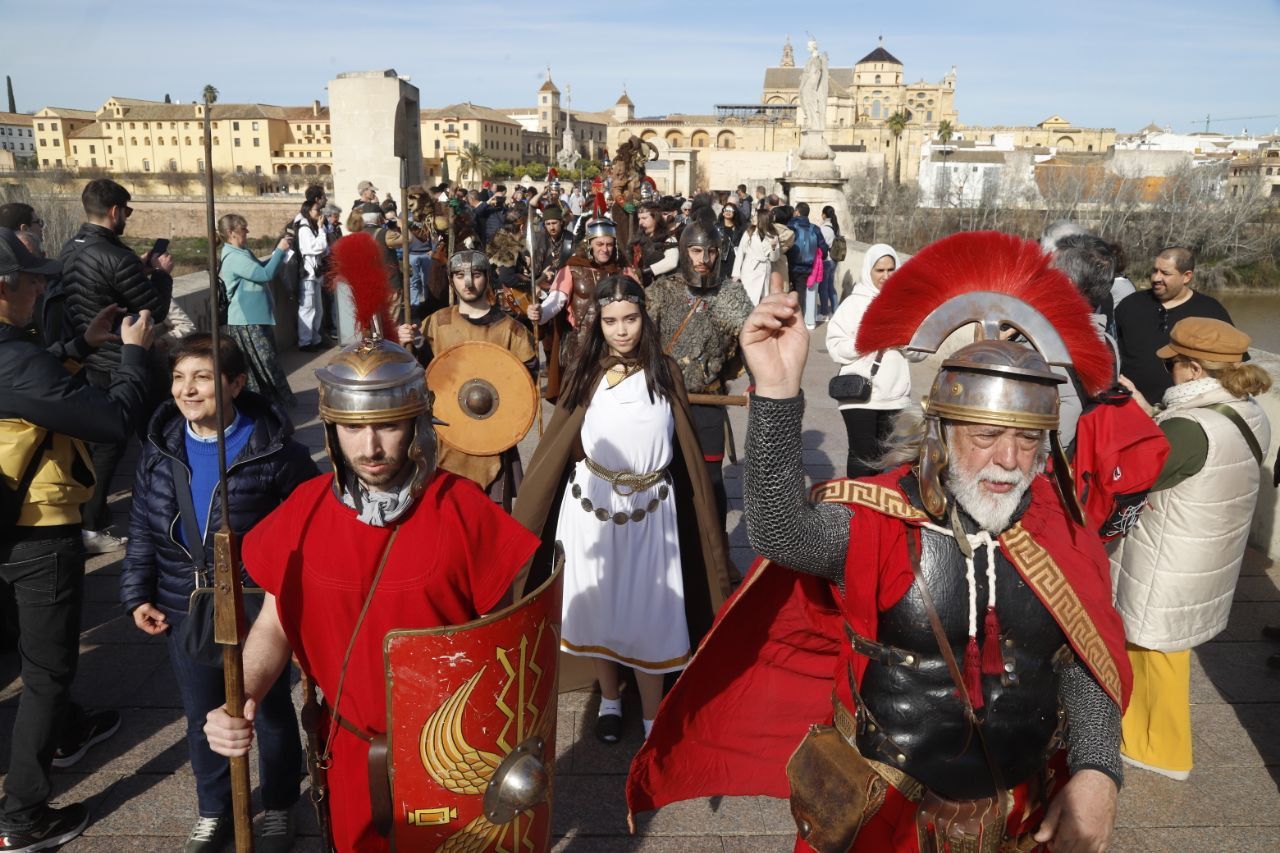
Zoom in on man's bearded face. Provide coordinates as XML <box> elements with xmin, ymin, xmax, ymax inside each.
<box><xmin>943</xmin><ymin>423</ymin><xmax>1043</xmax><ymax>533</ymax></box>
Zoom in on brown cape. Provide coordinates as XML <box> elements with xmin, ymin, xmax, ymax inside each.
<box><xmin>513</xmin><ymin>355</ymin><xmax>731</xmax><ymax>690</ymax></box>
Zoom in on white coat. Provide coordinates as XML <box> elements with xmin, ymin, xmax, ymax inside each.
<box><xmin>825</xmin><ymin>245</ymin><xmax>911</xmax><ymax>411</ymax></box>
<box><xmin>732</xmin><ymin>227</ymin><xmax>782</xmax><ymax>306</ymax></box>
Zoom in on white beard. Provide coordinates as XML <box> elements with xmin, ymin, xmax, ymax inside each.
<box><xmin>944</xmin><ymin>461</ymin><xmax>1033</xmax><ymax>534</ymax></box>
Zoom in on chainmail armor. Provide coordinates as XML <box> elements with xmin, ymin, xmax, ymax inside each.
<box><xmin>743</xmin><ymin>393</ymin><xmax>851</xmax><ymax>585</ymax></box>
<box><xmin>1059</xmin><ymin>659</ymin><xmax>1124</xmax><ymax>788</ymax></box>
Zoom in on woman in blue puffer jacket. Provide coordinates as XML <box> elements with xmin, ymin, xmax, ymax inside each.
<box><xmin>120</xmin><ymin>332</ymin><xmax>318</xmax><ymax>849</ymax></box>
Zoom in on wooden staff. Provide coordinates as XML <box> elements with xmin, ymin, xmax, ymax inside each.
<box><xmin>688</xmin><ymin>393</ymin><xmax>748</xmax><ymax>407</ymax></box>
<box><xmin>399</xmin><ymin>159</ymin><xmax>412</xmax><ymax>326</ymax></box>
<box><xmin>202</xmin><ymin>89</ymin><xmax>254</xmax><ymax>853</ymax></box>
<box><xmin>525</xmin><ymin>211</ymin><xmax>545</xmax><ymax>435</ymax></box>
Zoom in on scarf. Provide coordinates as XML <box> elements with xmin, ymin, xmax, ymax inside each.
<box><xmin>341</xmin><ymin>477</ymin><xmax>416</xmax><ymax>527</ymax></box>
<box><xmin>1161</xmin><ymin>376</ymin><xmax>1223</xmax><ymax>408</ymax></box>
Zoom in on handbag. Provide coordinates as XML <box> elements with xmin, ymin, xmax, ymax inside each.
<box><xmin>829</xmin><ymin>351</ymin><xmax>885</xmax><ymax>403</ymax></box>
<box><xmin>170</xmin><ymin>456</ymin><xmax>263</xmax><ymax>668</ymax></box>
<box><xmin>786</xmin><ymin>724</ymin><xmax>888</xmax><ymax>852</ymax></box>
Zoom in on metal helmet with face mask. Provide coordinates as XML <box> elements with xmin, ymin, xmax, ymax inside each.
<box><xmin>854</xmin><ymin>231</ymin><xmax>1120</xmax><ymax>523</ymax></box>
<box><xmin>318</xmin><ymin>233</ymin><xmax>443</xmax><ymax>510</ymax></box>
<box><xmin>448</xmin><ymin>249</ymin><xmax>492</xmax><ymax>295</ymax></box>
<box><xmin>678</xmin><ymin>220</ymin><xmax>723</xmax><ymax>289</ymax></box>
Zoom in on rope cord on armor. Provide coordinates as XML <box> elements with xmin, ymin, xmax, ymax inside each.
<box><xmin>317</xmin><ymin>526</ymin><xmax>401</xmax><ymax>769</ymax></box>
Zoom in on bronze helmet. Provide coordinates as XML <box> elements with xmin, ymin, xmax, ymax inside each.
<box><xmin>678</xmin><ymin>220</ymin><xmax>723</xmax><ymax>289</ymax></box>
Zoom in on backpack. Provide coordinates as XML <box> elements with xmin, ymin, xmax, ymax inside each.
<box><xmin>829</xmin><ymin>234</ymin><xmax>847</xmax><ymax>262</ymax></box>
<box><xmin>1070</xmin><ymin>386</ymin><xmax>1171</xmax><ymax>541</ymax></box>
<box><xmin>792</xmin><ymin>223</ymin><xmax>818</xmax><ymax>268</ymax></box>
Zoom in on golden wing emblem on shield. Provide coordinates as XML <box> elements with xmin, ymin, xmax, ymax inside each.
<box><xmin>420</xmin><ymin>667</ymin><xmax>502</xmax><ymax>795</ymax></box>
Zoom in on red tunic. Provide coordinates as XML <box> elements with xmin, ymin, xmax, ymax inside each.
<box><xmin>244</xmin><ymin>471</ymin><xmax>540</xmax><ymax>853</ymax></box>
<box><xmin>627</xmin><ymin>468</ymin><xmax>1131</xmax><ymax>850</ymax></box>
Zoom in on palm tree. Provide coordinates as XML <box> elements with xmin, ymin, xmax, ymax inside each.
<box><xmin>936</xmin><ymin>119</ymin><xmax>955</xmax><ymax>204</ymax></box>
<box><xmin>886</xmin><ymin>110</ymin><xmax>909</xmax><ymax>185</ymax></box>
<box><xmin>459</xmin><ymin>143</ymin><xmax>493</xmax><ymax>187</ymax></box>
<box><xmin>202</xmin><ymin>84</ymin><xmax>218</xmax><ymax>105</ymax></box>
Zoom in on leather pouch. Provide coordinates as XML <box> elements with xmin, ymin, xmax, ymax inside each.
<box><xmin>914</xmin><ymin>789</ymin><xmax>1005</xmax><ymax>853</ymax></box>
<box><xmin>786</xmin><ymin>724</ymin><xmax>887</xmax><ymax>853</ymax></box>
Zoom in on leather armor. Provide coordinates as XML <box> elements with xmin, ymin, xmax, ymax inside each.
<box><xmin>561</xmin><ymin>263</ymin><xmax>614</xmax><ymax>369</ymax></box>
<box><xmin>855</xmin><ymin>519</ymin><xmax>1067</xmax><ymax>800</ymax></box>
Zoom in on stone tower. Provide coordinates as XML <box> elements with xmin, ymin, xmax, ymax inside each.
<box><xmin>780</xmin><ymin>37</ymin><xmax>794</xmax><ymax>68</ymax></box>
<box><xmin>613</xmin><ymin>90</ymin><xmax>634</xmax><ymax>124</ymax></box>
<box><xmin>538</xmin><ymin>69</ymin><xmax>560</xmax><ymax>140</ymax></box>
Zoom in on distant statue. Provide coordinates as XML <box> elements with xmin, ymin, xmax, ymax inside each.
<box><xmin>798</xmin><ymin>38</ymin><xmax>828</xmax><ymax>133</ymax></box>
<box><xmin>556</xmin><ymin>111</ymin><xmax>581</xmax><ymax>171</ymax></box>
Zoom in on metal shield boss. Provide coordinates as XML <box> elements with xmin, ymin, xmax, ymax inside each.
<box><xmin>427</xmin><ymin>341</ymin><xmax>538</xmax><ymax>456</ymax></box>
<box><xmin>384</xmin><ymin>556</ymin><xmax>564</xmax><ymax>851</ymax></box>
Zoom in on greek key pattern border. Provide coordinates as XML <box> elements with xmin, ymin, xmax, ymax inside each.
<box><xmin>1000</xmin><ymin>524</ymin><xmax>1124</xmax><ymax>705</ymax></box>
<box><xmin>810</xmin><ymin>479</ymin><xmax>929</xmax><ymax>522</ymax></box>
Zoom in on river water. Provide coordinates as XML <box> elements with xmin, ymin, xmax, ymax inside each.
<box><xmin>1219</xmin><ymin>294</ymin><xmax>1280</xmax><ymax>354</ymax></box>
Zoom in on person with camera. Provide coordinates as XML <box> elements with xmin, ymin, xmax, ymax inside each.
<box><xmin>121</xmin><ymin>333</ymin><xmax>317</xmax><ymax>852</ymax></box>
<box><xmin>217</xmin><ymin>214</ymin><xmax>295</xmax><ymax>409</ymax></box>
<box><xmin>58</xmin><ymin>178</ymin><xmax>174</xmax><ymax>554</ymax></box>
<box><xmin>0</xmin><ymin>235</ymin><xmax>157</xmax><ymax>852</ymax></box>
<box><xmin>825</xmin><ymin>244</ymin><xmax>908</xmax><ymax>478</ymax></box>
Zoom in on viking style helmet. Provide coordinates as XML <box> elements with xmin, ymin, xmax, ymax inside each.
<box><xmin>678</xmin><ymin>220</ymin><xmax>723</xmax><ymax>289</ymax></box>
<box><xmin>856</xmin><ymin>231</ymin><xmax>1118</xmax><ymax>522</ymax></box>
<box><xmin>319</xmin><ymin>233</ymin><xmax>441</xmax><ymax>505</ymax></box>
<box><xmin>447</xmin><ymin>249</ymin><xmax>492</xmax><ymax>293</ymax></box>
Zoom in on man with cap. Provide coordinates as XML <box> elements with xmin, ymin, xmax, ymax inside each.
<box><xmin>527</xmin><ymin>217</ymin><xmax>624</xmax><ymax>399</ymax></box>
<box><xmin>0</xmin><ymin>234</ymin><xmax>157</xmax><ymax>851</ymax></box>
<box><xmin>204</xmin><ymin>238</ymin><xmax>539</xmax><ymax>852</ymax></box>
<box><xmin>395</xmin><ymin>249</ymin><xmax>536</xmax><ymax>506</ymax></box>
<box><xmin>1115</xmin><ymin>245</ymin><xmax>1231</xmax><ymax>405</ymax></box>
<box><xmin>629</xmin><ymin>232</ymin><xmax>1132</xmax><ymax>853</ymax></box>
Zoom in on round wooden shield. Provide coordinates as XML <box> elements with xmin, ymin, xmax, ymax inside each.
<box><xmin>426</xmin><ymin>341</ymin><xmax>537</xmax><ymax>456</ymax></box>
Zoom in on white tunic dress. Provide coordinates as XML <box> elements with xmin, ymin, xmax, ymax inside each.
<box><xmin>556</xmin><ymin>369</ymin><xmax>690</xmax><ymax>673</ymax></box>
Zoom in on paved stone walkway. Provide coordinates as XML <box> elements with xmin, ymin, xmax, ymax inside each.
<box><xmin>2</xmin><ymin>326</ymin><xmax>1278</xmax><ymax>850</ymax></box>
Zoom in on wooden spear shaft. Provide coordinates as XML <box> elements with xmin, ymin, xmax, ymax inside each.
<box><xmin>202</xmin><ymin>92</ymin><xmax>254</xmax><ymax>853</ymax></box>
<box><xmin>399</xmin><ymin>159</ymin><xmax>412</xmax><ymax>327</ymax></box>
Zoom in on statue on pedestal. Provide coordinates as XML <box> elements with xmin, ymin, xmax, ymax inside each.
<box><xmin>795</xmin><ymin>37</ymin><xmax>836</xmax><ymax>173</ymax></box>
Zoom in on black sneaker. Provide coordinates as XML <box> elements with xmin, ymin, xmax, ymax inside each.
<box><xmin>52</xmin><ymin>709</ymin><xmax>121</xmax><ymax>768</ymax></box>
<box><xmin>596</xmin><ymin>712</ymin><xmax>623</xmax><ymax>744</ymax></box>
<box><xmin>0</xmin><ymin>803</ymin><xmax>90</xmax><ymax>851</ymax></box>
<box><xmin>184</xmin><ymin>815</ymin><xmax>232</xmax><ymax>853</ymax></box>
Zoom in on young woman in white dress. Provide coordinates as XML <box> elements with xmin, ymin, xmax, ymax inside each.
<box><xmin>515</xmin><ymin>274</ymin><xmax>731</xmax><ymax>744</ymax></box>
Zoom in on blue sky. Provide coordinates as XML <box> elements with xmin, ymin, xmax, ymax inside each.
<box><xmin>7</xmin><ymin>0</ymin><xmax>1280</xmax><ymax>134</ymax></box>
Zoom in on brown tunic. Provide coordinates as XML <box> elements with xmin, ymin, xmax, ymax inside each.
<box><xmin>421</xmin><ymin>305</ymin><xmax>536</xmax><ymax>489</ymax></box>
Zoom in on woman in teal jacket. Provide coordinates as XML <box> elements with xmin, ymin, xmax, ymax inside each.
<box><xmin>217</xmin><ymin>213</ymin><xmax>296</xmax><ymax>407</ymax></box>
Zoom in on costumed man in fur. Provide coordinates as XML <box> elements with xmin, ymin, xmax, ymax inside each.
<box><xmin>646</xmin><ymin>219</ymin><xmax>753</xmax><ymax>535</ymax></box>
<box><xmin>424</xmin><ymin>198</ymin><xmax>478</xmax><ymax>315</ymax></box>
<box><xmin>628</xmin><ymin>232</ymin><xmax>1133</xmax><ymax>853</ymax></box>
<box><xmin>486</xmin><ymin>211</ymin><xmax>535</xmax><ymax>329</ymax></box>
<box><xmin>527</xmin><ymin>216</ymin><xmax>624</xmax><ymax>400</ymax></box>
<box><xmin>514</xmin><ymin>274</ymin><xmax>730</xmax><ymax>743</ymax></box>
<box><xmin>204</xmin><ymin>232</ymin><xmax>539</xmax><ymax>853</ymax></box>
<box><xmin>396</xmin><ymin>249</ymin><xmax>536</xmax><ymax>508</ymax></box>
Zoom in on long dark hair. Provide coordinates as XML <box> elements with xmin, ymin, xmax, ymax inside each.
<box><xmin>821</xmin><ymin>205</ymin><xmax>841</xmax><ymax>237</ymax></box>
<box><xmin>561</xmin><ymin>274</ymin><xmax>677</xmax><ymax>411</ymax></box>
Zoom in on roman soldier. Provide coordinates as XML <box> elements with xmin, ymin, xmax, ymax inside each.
<box><xmin>425</xmin><ymin>198</ymin><xmax>479</xmax><ymax>315</ymax></box>
<box><xmin>628</xmin><ymin>232</ymin><xmax>1133</xmax><ymax>853</ymax></box>
<box><xmin>645</xmin><ymin>220</ymin><xmax>753</xmax><ymax>532</ymax></box>
<box><xmin>397</xmin><ymin>249</ymin><xmax>536</xmax><ymax>507</ymax></box>
<box><xmin>527</xmin><ymin>216</ymin><xmax>623</xmax><ymax>400</ymax></box>
<box><xmin>203</xmin><ymin>233</ymin><xmax>545</xmax><ymax>853</ymax></box>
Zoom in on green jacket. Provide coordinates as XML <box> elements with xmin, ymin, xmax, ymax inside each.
<box><xmin>221</xmin><ymin>244</ymin><xmax>285</xmax><ymax>326</ymax></box>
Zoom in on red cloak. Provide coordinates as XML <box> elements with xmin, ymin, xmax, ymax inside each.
<box><xmin>627</xmin><ymin>467</ymin><xmax>1131</xmax><ymax>826</ymax></box>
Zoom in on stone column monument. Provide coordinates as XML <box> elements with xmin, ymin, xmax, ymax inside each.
<box><xmin>329</xmin><ymin>69</ymin><xmax>423</xmax><ymax>341</ymax></box>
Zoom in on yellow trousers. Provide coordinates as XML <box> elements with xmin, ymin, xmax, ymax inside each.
<box><xmin>1120</xmin><ymin>643</ymin><xmax>1193</xmax><ymax>779</ymax></box>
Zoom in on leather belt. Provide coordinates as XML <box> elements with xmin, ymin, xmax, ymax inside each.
<box><xmin>848</xmin><ymin>630</ymin><xmax>924</xmax><ymax>670</ymax></box>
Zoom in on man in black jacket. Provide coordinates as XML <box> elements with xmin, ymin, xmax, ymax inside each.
<box><xmin>0</xmin><ymin>236</ymin><xmax>157</xmax><ymax>852</ymax></box>
<box><xmin>58</xmin><ymin>178</ymin><xmax>173</xmax><ymax>553</ymax></box>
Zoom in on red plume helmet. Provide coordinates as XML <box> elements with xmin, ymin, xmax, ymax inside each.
<box><xmin>855</xmin><ymin>231</ymin><xmax>1115</xmax><ymax>395</ymax></box>
<box><xmin>326</xmin><ymin>232</ymin><xmax>395</xmax><ymax>337</ymax></box>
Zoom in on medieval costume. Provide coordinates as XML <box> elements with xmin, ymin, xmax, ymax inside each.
<box><xmin>646</xmin><ymin>221</ymin><xmax>754</xmax><ymax>530</ymax></box>
<box><xmin>514</xmin><ymin>319</ymin><xmax>731</xmax><ymax>698</ymax></box>
<box><xmin>628</xmin><ymin>232</ymin><xmax>1133</xmax><ymax>853</ymax></box>
<box><xmin>533</xmin><ymin>217</ymin><xmax>623</xmax><ymax>400</ymax></box>
<box><xmin>241</xmin><ymin>233</ymin><xmax>540</xmax><ymax>852</ymax></box>
<box><xmin>418</xmin><ymin>250</ymin><xmax>537</xmax><ymax>507</ymax></box>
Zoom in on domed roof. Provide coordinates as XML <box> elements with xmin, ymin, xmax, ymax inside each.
<box><xmin>616</xmin><ymin>91</ymin><xmax>633</xmax><ymax>106</ymax></box>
